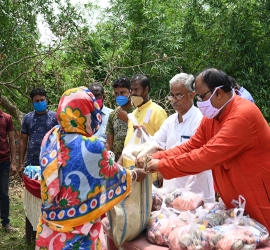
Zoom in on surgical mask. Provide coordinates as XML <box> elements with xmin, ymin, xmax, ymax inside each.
<box><xmin>33</xmin><ymin>100</ymin><xmax>47</xmax><ymax>112</ymax></box>
<box><xmin>131</xmin><ymin>96</ymin><xmax>144</xmax><ymax>107</ymax></box>
<box><xmin>96</xmin><ymin>98</ymin><xmax>103</xmax><ymax>109</ymax></box>
<box><xmin>116</xmin><ymin>95</ymin><xmax>129</xmax><ymax>106</ymax></box>
<box><xmin>197</xmin><ymin>86</ymin><xmax>233</xmax><ymax>119</ymax></box>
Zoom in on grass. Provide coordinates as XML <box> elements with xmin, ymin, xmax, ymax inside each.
<box><xmin>0</xmin><ymin>182</ymin><xmax>35</xmax><ymax>250</ymax></box>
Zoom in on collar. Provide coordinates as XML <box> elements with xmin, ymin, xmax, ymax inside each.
<box><xmin>0</xmin><ymin>109</ymin><xmax>3</xmax><ymax>116</ymax></box>
<box><xmin>239</xmin><ymin>86</ymin><xmax>244</xmax><ymax>93</ymax></box>
<box><xmin>181</xmin><ymin>105</ymin><xmax>197</xmax><ymax>123</ymax></box>
<box><xmin>101</xmin><ymin>105</ymin><xmax>111</xmax><ymax>115</ymax></box>
<box><xmin>34</xmin><ymin>109</ymin><xmax>49</xmax><ymax>115</ymax></box>
<box><xmin>137</xmin><ymin>99</ymin><xmax>152</xmax><ymax>111</ymax></box>
<box><xmin>100</xmin><ymin>106</ymin><xmax>105</xmax><ymax>115</ymax></box>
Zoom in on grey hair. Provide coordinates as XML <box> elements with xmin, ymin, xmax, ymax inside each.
<box><xmin>169</xmin><ymin>73</ymin><xmax>195</xmax><ymax>92</ymax></box>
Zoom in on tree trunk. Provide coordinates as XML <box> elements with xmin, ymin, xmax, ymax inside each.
<box><xmin>0</xmin><ymin>95</ymin><xmax>25</xmax><ymax>126</ymax></box>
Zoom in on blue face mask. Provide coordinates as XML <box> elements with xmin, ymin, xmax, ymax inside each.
<box><xmin>116</xmin><ymin>95</ymin><xmax>129</xmax><ymax>106</ymax></box>
<box><xmin>33</xmin><ymin>100</ymin><xmax>47</xmax><ymax>112</ymax></box>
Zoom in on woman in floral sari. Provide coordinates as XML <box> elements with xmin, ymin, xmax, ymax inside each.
<box><xmin>35</xmin><ymin>86</ymin><xmax>146</xmax><ymax>250</ymax></box>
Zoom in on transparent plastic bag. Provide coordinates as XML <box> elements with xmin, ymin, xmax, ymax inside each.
<box><xmin>211</xmin><ymin>208</ymin><xmax>257</xmax><ymax>250</ymax></box>
<box><xmin>168</xmin><ymin>210</ymin><xmax>209</xmax><ymax>250</ymax></box>
<box><xmin>225</xmin><ymin>196</ymin><xmax>270</xmax><ymax>247</ymax></box>
<box><xmin>122</xmin><ymin>128</ymin><xmax>158</xmax><ymax>162</ymax></box>
<box><xmin>151</xmin><ymin>184</ymin><xmax>164</xmax><ymax>211</ymax></box>
<box><xmin>147</xmin><ymin>207</ymin><xmax>186</xmax><ymax>246</ymax></box>
<box><xmin>165</xmin><ymin>176</ymin><xmax>204</xmax><ymax>211</ymax></box>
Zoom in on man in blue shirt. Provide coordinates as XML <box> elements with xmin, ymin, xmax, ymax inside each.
<box><xmin>89</xmin><ymin>83</ymin><xmax>113</xmax><ymax>144</ymax></box>
<box><xmin>19</xmin><ymin>87</ymin><xmax>58</xmax><ymax>172</ymax></box>
<box><xmin>229</xmin><ymin>76</ymin><xmax>255</xmax><ymax>103</ymax></box>
<box><xmin>18</xmin><ymin>87</ymin><xmax>58</xmax><ymax>242</ymax></box>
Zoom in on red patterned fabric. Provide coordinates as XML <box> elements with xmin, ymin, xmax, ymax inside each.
<box><xmin>23</xmin><ymin>175</ymin><xmax>41</xmax><ymax>199</ymax></box>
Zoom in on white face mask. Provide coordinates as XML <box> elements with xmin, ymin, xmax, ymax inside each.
<box><xmin>197</xmin><ymin>86</ymin><xmax>233</xmax><ymax>119</ymax></box>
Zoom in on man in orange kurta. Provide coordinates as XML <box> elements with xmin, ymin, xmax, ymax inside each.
<box><xmin>143</xmin><ymin>68</ymin><xmax>270</xmax><ymax>231</ymax></box>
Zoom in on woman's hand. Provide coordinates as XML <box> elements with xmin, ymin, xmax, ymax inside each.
<box><xmin>135</xmin><ymin>155</ymin><xmax>153</xmax><ymax>169</ymax></box>
<box><xmin>132</xmin><ymin>168</ymin><xmax>147</xmax><ymax>182</ymax></box>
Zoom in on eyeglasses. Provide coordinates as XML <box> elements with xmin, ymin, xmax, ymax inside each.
<box><xmin>167</xmin><ymin>94</ymin><xmax>185</xmax><ymax>101</ymax></box>
<box><xmin>195</xmin><ymin>90</ymin><xmax>212</xmax><ymax>102</ymax></box>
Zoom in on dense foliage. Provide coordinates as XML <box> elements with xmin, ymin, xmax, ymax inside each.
<box><xmin>1</xmin><ymin>0</ymin><xmax>269</xmax><ymax>124</ymax></box>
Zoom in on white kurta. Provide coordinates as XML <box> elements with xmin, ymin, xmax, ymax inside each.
<box><xmin>153</xmin><ymin>105</ymin><xmax>215</xmax><ymax>202</ymax></box>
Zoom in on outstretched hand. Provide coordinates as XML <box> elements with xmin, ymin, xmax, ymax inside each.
<box><xmin>156</xmin><ymin>146</ymin><xmax>164</xmax><ymax>152</ymax></box>
<box><xmin>146</xmin><ymin>159</ymin><xmax>160</xmax><ymax>173</ymax></box>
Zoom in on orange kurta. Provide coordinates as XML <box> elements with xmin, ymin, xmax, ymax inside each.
<box><xmin>152</xmin><ymin>95</ymin><xmax>270</xmax><ymax>231</ymax></box>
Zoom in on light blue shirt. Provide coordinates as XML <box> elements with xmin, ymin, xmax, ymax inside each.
<box><xmin>94</xmin><ymin>105</ymin><xmax>113</xmax><ymax>144</ymax></box>
<box><xmin>239</xmin><ymin>86</ymin><xmax>255</xmax><ymax>103</ymax></box>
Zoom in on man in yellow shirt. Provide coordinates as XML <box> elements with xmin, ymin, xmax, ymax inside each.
<box><xmin>118</xmin><ymin>74</ymin><xmax>167</xmax><ymax>182</ymax></box>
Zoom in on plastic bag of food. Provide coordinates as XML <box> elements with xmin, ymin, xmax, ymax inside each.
<box><xmin>225</xmin><ymin>196</ymin><xmax>269</xmax><ymax>247</ymax></box>
<box><xmin>168</xmin><ymin>210</ymin><xmax>209</xmax><ymax>250</ymax></box>
<box><xmin>122</xmin><ymin>114</ymin><xmax>158</xmax><ymax>162</ymax></box>
<box><xmin>240</xmin><ymin>216</ymin><xmax>270</xmax><ymax>247</ymax></box>
<box><xmin>203</xmin><ymin>198</ymin><xmax>226</xmax><ymax>212</ymax></box>
<box><xmin>210</xmin><ymin>208</ymin><xmax>257</xmax><ymax>250</ymax></box>
<box><xmin>151</xmin><ymin>185</ymin><xmax>164</xmax><ymax>211</ymax></box>
<box><xmin>165</xmin><ymin>176</ymin><xmax>204</xmax><ymax>211</ymax></box>
<box><xmin>147</xmin><ymin>208</ymin><xmax>186</xmax><ymax>246</ymax></box>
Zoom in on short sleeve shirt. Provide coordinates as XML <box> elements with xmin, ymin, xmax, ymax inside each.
<box><xmin>0</xmin><ymin>109</ymin><xmax>14</xmax><ymax>162</ymax></box>
<box><xmin>239</xmin><ymin>87</ymin><xmax>255</xmax><ymax>103</ymax></box>
<box><xmin>21</xmin><ymin>110</ymin><xmax>58</xmax><ymax>166</ymax></box>
<box><xmin>123</xmin><ymin>100</ymin><xmax>167</xmax><ymax>168</ymax></box>
<box><xmin>106</xmin><ymin>106</ymin><xmax>134</xmax><ymax>161</ymax></box>
<box><xmin>94</xmin><ymin>105</ymin><xmax>113</xmax><ymax>144</ymax></box>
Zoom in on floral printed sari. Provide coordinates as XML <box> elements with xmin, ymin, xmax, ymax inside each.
<box><xmin>35</xmin><ymin>87</ymin><xmax>132</xmax><ymax>250</ymax></box>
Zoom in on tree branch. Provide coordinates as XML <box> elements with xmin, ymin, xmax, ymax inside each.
<box><xmin>0</xmin><ymin>95</ymin><xmax>25</xmax><ymax>125</ymax></box>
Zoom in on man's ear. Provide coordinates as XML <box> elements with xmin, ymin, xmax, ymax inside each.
<box><xmin>216</xmin><ymin>88</ymin><xmax>223</xmax><ymax>99</ymax></box>
<box><xmin>144</xmin><ymin>86</ymin><xmax>149</xmax><ymax>94</ymax></box>
<box><xmin>189</xmin><ymin>91</ymin><xmax>195</xmax><ymax>99</ymax></box>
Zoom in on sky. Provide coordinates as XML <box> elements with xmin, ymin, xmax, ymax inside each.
<box><xmin>38</xmin><ymin>0</ymin><xmax>109</xmax><ymax>45</ymax></box>
<box><xmin>70</xmin><ymin>0</ymin><xmax>109</xmax><ymax>8</ymax></box>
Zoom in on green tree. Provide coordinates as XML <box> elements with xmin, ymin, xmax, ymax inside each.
<box><xmin>1</xmin><ymin>0</ymin><xmax>269</xmax><ymax>124</ymax></box>
<box><xmin>0</xmin><ymin>0</ymin><xmax>94</xmax><ymax>124</ymax></box>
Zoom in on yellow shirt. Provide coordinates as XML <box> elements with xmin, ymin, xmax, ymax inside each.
<box><xmin>123</xmin><ymin>100</ymin><xmax>167</xmax><ymax>180</ymax></box>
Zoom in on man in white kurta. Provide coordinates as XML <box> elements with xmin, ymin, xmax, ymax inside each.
<box><xmin>153</xmin><ymin>73</ymin><xmax>215</xmax><ymax>202</ymax></box>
